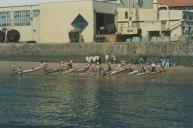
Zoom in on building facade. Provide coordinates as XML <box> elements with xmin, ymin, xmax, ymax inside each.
<box><xmin>0</xmin><ymin>0</ymin><xmax>117</xmax><ymax>43</ymax></box>
<box><xmin>0</xmin><ymin>0</ymin><xmax>192</xmax><ymax>43</ymax></box>
<box><xmin>116</xmin><ymin>0</ymin><xmax>193</xmax><ymax>42</ymax></box>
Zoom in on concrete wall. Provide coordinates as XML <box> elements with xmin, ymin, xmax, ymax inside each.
<box><xmin>0</xmin><ymin>42</ymin><xmax>192</xmax><ymax>57</ymax></box>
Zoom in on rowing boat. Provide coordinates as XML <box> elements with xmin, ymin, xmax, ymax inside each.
<box><xmin>149</xmin><ymin>71</ymin><xmax>162</xmax><ymax>76</ymax></box>
<box><xmin>135</xmin><ymin>72</ymin><xmax>149</xmax><ymax>76</ymax></box>
<box><xmin>44</xmin><ymin>68</ymin><xmax>64</xmax><ymax>75</ymax></box>
<box><xmin>110</xmin><ymin>69</ymin><xmax>129</xmax><ymax>75</ymax></box>
<box><xmin>135</xmin><ymin>70</ymin><xmax>162</xmax><ymax>77</ymax></box>
<box><xmin>128</xmin><ymin>70</ymin><xmax>138</xmax><ymax>75</ymax></box>
<box><xmin>21</xmin><ymin>67</ymin><xmax>41</xmax><ymax>74</ymax></box>
<box><xmin>79</xmin><ymin>72</ymin><xmax>90</xmax><ymax>77</ymax></box>
<box><xmin>78</xmin><ymin>70</ymin><xmax>109</xmax><ymax>77</ymax></box>
<box><xmin>62</xmin><ymin>67</ymin><xmax>76</xmax><ymax>75</ymax></box>
<box><xmin>11</xmin><ymin>66</ymin><xmax>41</xmax><ymax>76</ymax></box>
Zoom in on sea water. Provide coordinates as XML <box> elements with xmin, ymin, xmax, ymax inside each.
<box><xmin>0</xmin><ymin>72</ymin><xmax>192</xmax><ymax>128</ymax></box>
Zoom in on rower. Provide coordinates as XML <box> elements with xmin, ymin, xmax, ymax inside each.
<box><xmin>128</xmin><ymin>63</ymin><xmax>134</xmax><ymax>72</ymax></box>
<box><xmin>156</xmin><ymin>63</ymin><xmax>162</xmax><ymax>72</ymax></box>
<box><xmin>107</xmin><ymin>62</ymin><xmax>112</xmax><ymax>71</ymax></box>
<box><xmin>151</xmin><ymin>62</ymin><xmax>156</xmax><ymax>72</ymax></box>
<box><xmin>67</xmin><ymin>60</ymin><xmax>73</xmax><ymax>69</ymax></box>
<box><xmin>60</xmin><ymin>60</ymin><xmax>65</xmax><ymax>70</ymax></box>
<box><xmin>42</xmin><ymin>62</ymin><xmax>48</xmax><ymax>72</ymax></box>
<box><xmin>11</xmin><ymin>65</ymin><xmax>16</xmax><ymax>72</ymax></box>
<box><xmin>117</xmin><ymin>60</ymin><xmax>126</xmax><ymax>70</ymax></box>
<box><xmin>18</xmin><ymin>66</ymin><xmax>22</xmax><ymax>76</ymax></box>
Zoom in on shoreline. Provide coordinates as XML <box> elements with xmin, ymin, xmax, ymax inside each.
<box><xmin>0</xmin><ymin>60</ymin><xmax>192</xmax><ymax>74</ymax></box>
<box><xmin>1</xmin><ymin>60</ymin><xmax>193</xmax><ymax>83</ymax></box>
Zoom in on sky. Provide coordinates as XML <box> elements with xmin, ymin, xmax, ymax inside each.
<box><xmin>0</xmin><ymin>0</ymin><xmax>153</xmax><ymax>8</ymax></box>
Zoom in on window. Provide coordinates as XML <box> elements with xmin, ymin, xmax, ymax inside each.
<box><xmin>189</xmin><ymin>15</ymin><xmax>193</xmax><ymax>20</ymax></box>
<box><xmin>14</xmin><ymin>10</ymin><xmax>31</xmax><ymax>26</ymax></box>
<box><xmin>183</xmin><ymin>13</ymin><xmax>187</xmax><ymax>20</ymax></box>
<box><xmin>71</xmin><ymin>14</ymin><xmax>88</xmax><ymax>32</ymax></box>
<box><xmin>33</xmin><ymin>10</ymin><xmax>40</xmax><ymax>17</ymax></box>
<box><xmin>125</xmin><ymin>11</ymin><xmax>128</xmax><ymax>19</ymax></box>
<box><xmin>0</xmin><ymin>11</ymin><xmax>11</xmax><ymax>27</ymax></box>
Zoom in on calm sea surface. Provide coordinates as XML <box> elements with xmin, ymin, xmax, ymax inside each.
<box><xmin>0</xmin><ymin>71</ymin><xmax>193</xmax><ymax>128</ymax></box>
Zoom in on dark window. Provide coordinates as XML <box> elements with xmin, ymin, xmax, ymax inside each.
<box><xmin>71</xmin><ymin>14</ymin><xmax>88</xmax><ymax>33</ymax></box>
<box><xmin>125</xmin><ymin>11</ymin><xmax>128</xmax><ymax>19</ymax></box>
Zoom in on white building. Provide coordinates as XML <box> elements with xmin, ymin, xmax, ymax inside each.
<box><xmin>0</xmin><ymin>0</ymin><xmax>118</xmax><ymax>43</ymax></box>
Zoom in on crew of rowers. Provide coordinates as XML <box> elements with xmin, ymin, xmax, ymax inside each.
<box><xmin>82</xmin><ymin>57</ymin><xmax>164</xmax><ymax>75</ymax></box>
<box><xmin>116</xmin><ymin>62</ymin><xmax>164</xmax><ymax>75</ymax></box>
<box><xmin>139</xmin><ymin>62</ymin><xmax>163</xmax><ymax>73</ymax></box>
<box><xmin>11</xmin><ymin>55</ymin><xmax>172</xmax><ymax>75</ymax></box>
<box><xmin>11</xmin><ymin>62</ymin><xmax>48</xmax><ymax>75</ymax></box>
<box><xmin>58</xmin><ymin>60</ymin><xmax>73</xmax><ymax>70</ymax></box>
<box><xmin>83</xmin><ymin>56</ymin><xmax>112</xmax><ymax>74</ymax></box>
<box><xmin>83</xmin><ymin>53</ymin><xmax>170</xmax><ymax>74</ymax></box>
<box><xmin>11</xmin><ymin>65</ymin><xmax>23</xmax><ymax>75</ymax></box>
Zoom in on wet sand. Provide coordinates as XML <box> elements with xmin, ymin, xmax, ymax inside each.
<box><xmin>0</xmin><ymin>61</ymin><xmax>193</xmax><ymax>82</ymax></box>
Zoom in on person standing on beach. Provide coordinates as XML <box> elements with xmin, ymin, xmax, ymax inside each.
<box><xmin>166</xmin><ymin>57</ymin><xmax>170</xmax><ymax>68</ymax></box>
<box><xmin>105</xmin><ymin>54</ymin><xmax>109</xmax><ymax>64</ymax></box>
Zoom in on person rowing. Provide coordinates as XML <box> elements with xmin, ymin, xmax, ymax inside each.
<box><xmin>117</xmin><ymin>60</ymin><xmax>126</xmax><ymax>70</ymax></box>
<box><xmin>66</xmin><ymin>60</ymin><xmax>73</xmax><ymax>69</ymax></box>
<box><xmin>11</xmin><ymin>65</ymin><xmax>16</xmax><ymax>73</ymax></box>
<box><xmin>40</xmin><ymin>61</ymin><xmax>48</xmax><ymax>72</ymax></box>
<box><xmin>151</xmin><ymin>62</ymin><xmax>156</xmax><ymax>72</ymax></box>
<box><xmin>18</xmin><ymin>66</ymin><xmax>22</xmax><ymax>76</ymax></box>
<box><xmin>107</xmin><ymin>62</ymin><xmax>112</xmax><ymax>71</ymax></box>
<box><xmin>127</xmin><ymin>63</ymin><xmax>135</xmax><ymax>72</ymax></box>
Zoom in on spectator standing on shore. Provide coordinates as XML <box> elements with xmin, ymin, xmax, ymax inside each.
<box><xmin>161</xmin><ymin>57</ymin><xmax>166</xmax><ymax>68</ymax></box>
<box><xmin>139</xmin><ymin>56</ymin><xmax>144</xmax><ymax>65</ymax></box>
<box><xmin>105</xmin><ymin>54</ymin><xmax>109</xmax><ymax>64</ymax></box>
<box><xmin>110</xmin><ymin>52</ymin><xmax>116</xmax><ymax>64</ymax></box>
<box><xmin>166</xmin><ymin>57</ymin><xmax>170</xmax><ymax>68</ymax></box>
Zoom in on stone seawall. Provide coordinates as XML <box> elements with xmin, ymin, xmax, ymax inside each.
<box><xmin>0</xmin><ymin>42</ymin><xmax>193</xmax><ymax>57</ymax></box>
<box><xmin>0</xmin><ymin>42</ymin><xmax>193</xmax><ymax>56</ymax></box>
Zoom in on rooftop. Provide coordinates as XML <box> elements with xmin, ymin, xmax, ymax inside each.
<box><xmin>158</xmin><ymin>0</ymin><xmax>193</xmax><ymax>7</ymax></box>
